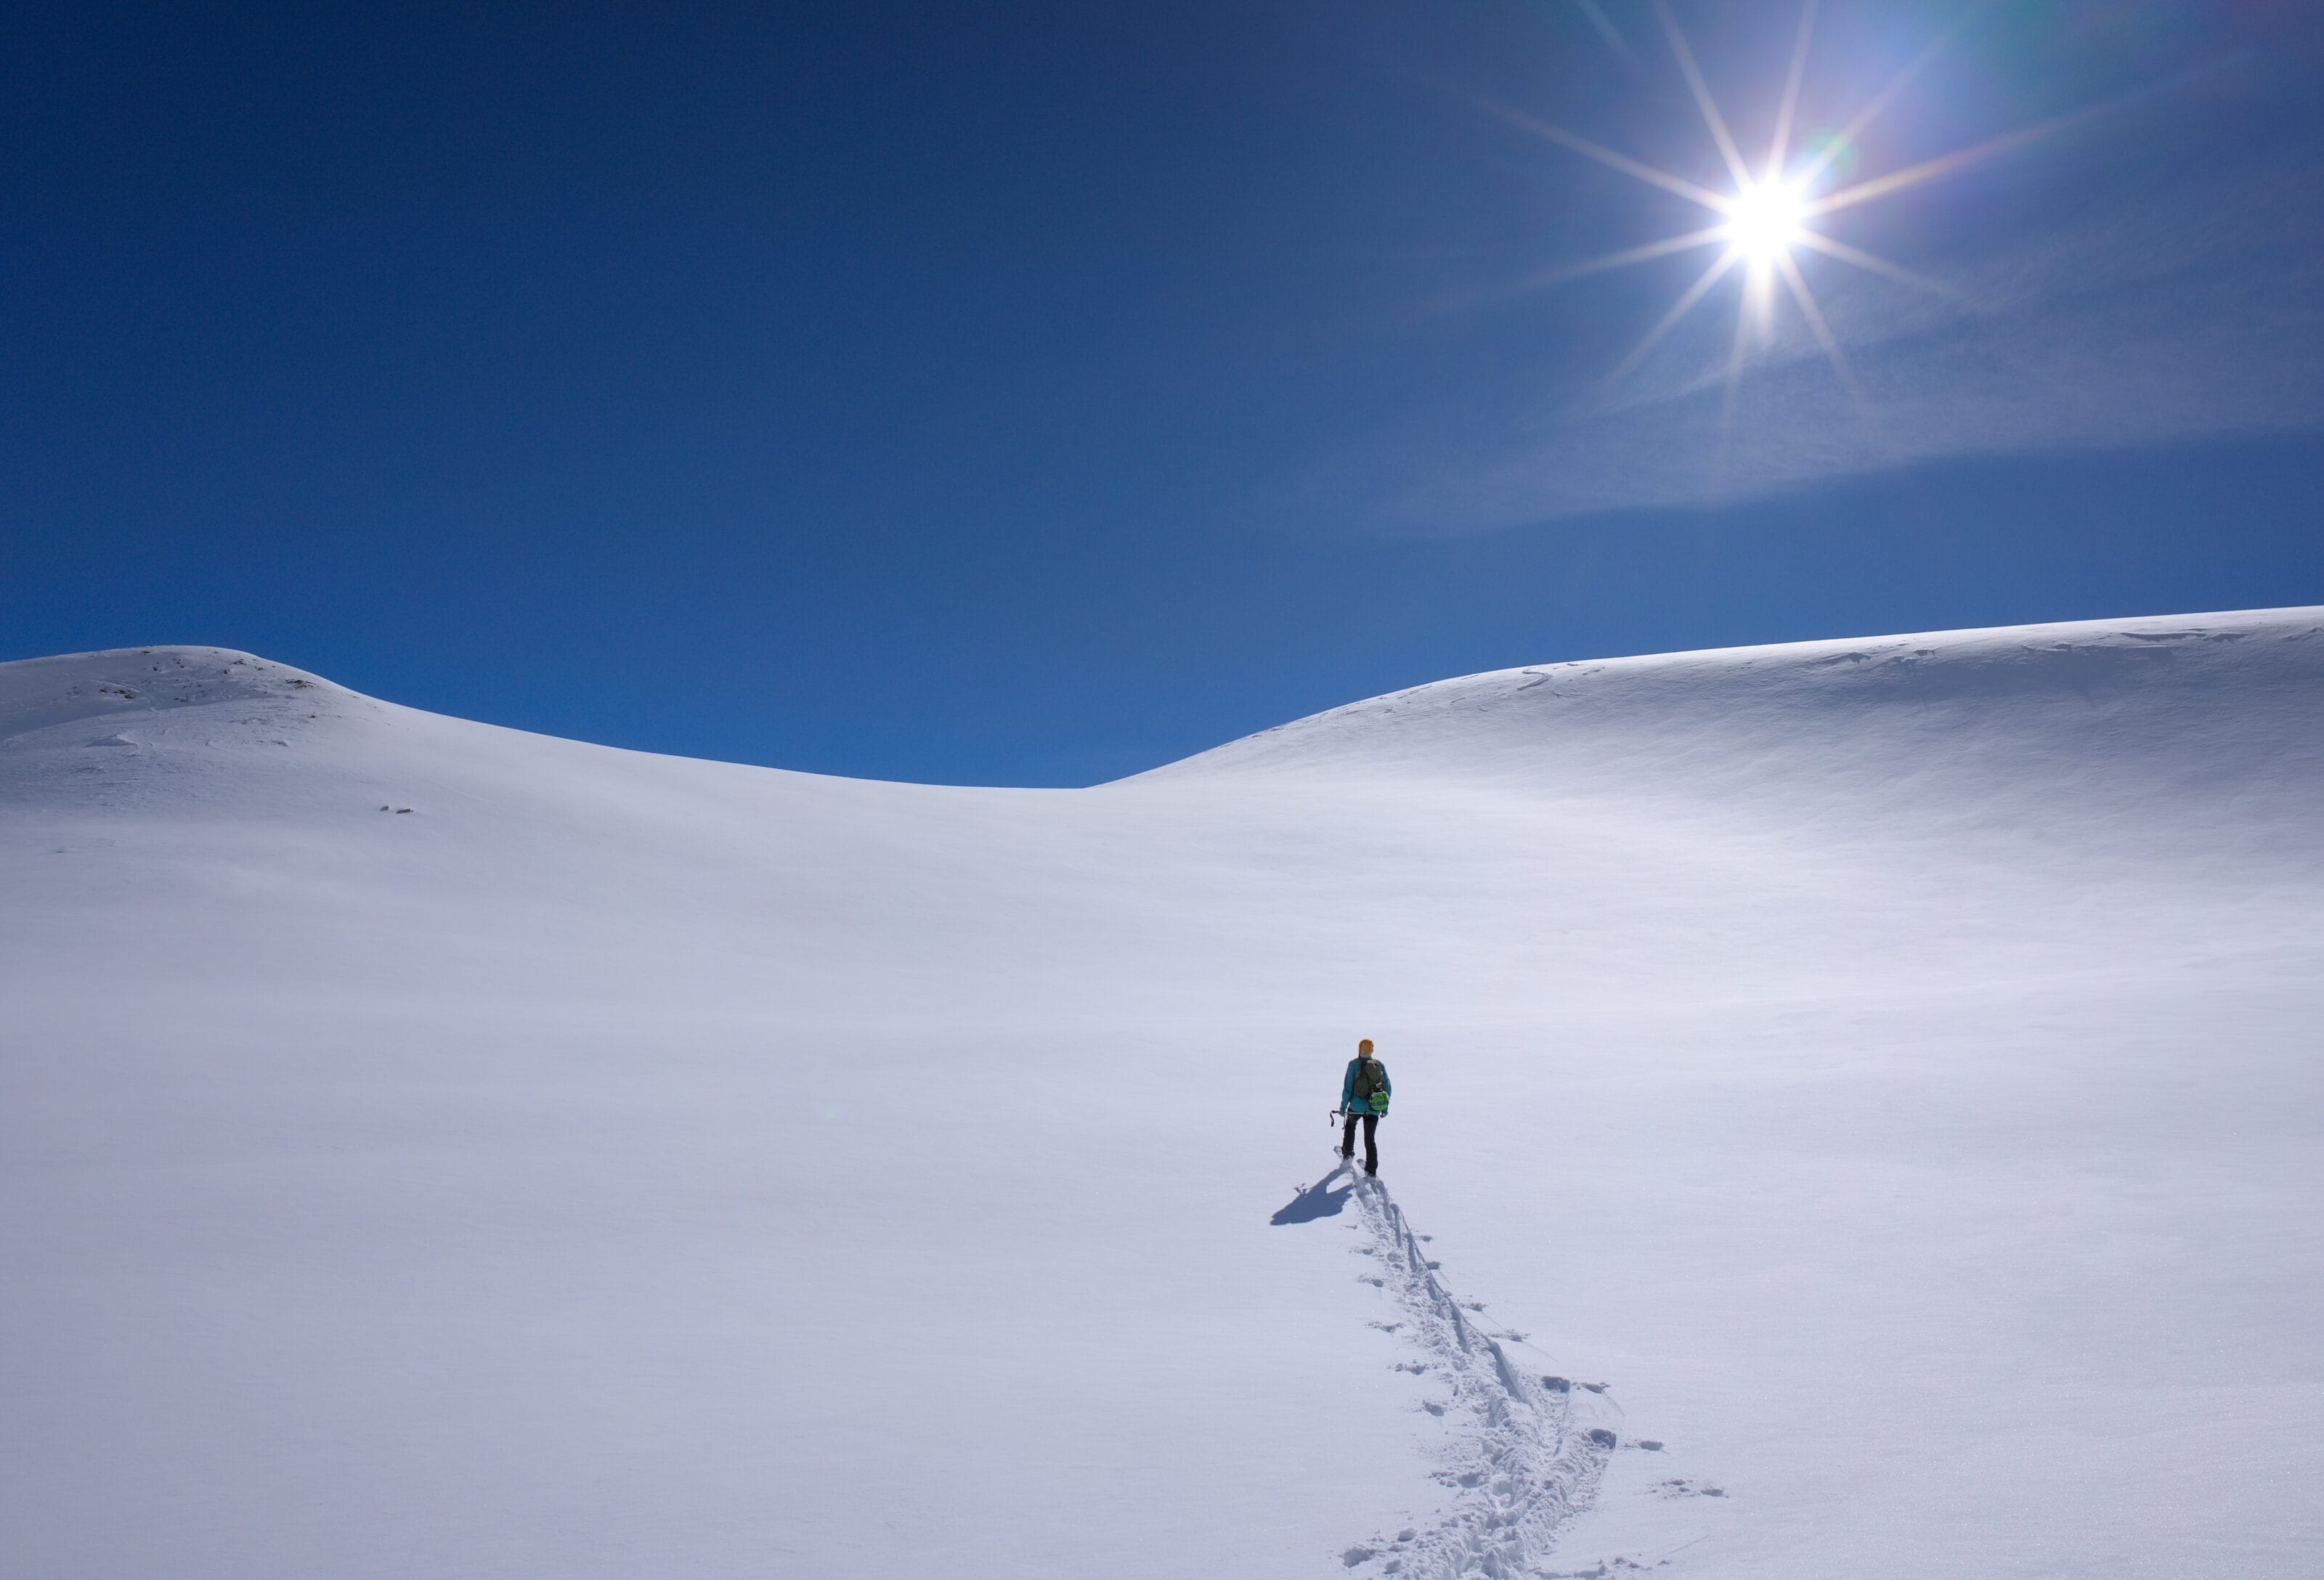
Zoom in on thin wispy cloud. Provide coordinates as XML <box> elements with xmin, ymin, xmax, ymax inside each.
<box><xmin>1570</xmin><ymin>0</ymin><xmax>1636</xmax><ymax>63</ymax></box>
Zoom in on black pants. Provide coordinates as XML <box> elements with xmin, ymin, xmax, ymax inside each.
<box><xmin>1341</xmin><ymin>1112</ymin><xmax>1379</xmax><ymax>1171</ymax></box>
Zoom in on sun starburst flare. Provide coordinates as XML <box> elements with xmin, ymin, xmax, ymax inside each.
<box><xmin>1493</xmin><ymin>0</ymin><xmax>2081</xmax><ymax>410</ymax></box>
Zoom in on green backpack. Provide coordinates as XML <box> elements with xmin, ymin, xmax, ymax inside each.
<box><xmin>1355</xmin><ymin>1058</ymin><xmax>1390</xmax><ymax>1115</ymax></box>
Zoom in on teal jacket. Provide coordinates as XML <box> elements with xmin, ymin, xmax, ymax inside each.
<box><xmin>1341</xmin><ymin>1056</ymin><xmax>1391</xmax><ymax>1115</ymax></box>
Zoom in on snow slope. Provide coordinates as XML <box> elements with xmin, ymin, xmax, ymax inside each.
<box><xmin>3</xmin><ymin>613</ymin><xmax>2320</xmax><ymax>1579</ymax></box>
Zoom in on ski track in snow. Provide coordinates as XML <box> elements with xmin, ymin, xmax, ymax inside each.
<box><xmin>1338</xmin><ymin>1167</ymin><xmax>1614</xmax><ymax>1578</ymax></box>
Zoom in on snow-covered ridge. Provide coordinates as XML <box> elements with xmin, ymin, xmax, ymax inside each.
<box><xmin>0</xmin><ymin>646</ymin><xmax>356</xmax><ymax>744</ymax></box>
<box><xmin>8</xmin><ymin>610</ymin><xmax>2320</xmax><ymax>802</ymax></box>
<box><xmin>1133</xmin><ymin>606</ymin><xmax>2324</xmax><ymax>787</ymax></box>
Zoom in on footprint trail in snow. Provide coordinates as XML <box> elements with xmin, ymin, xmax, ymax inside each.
<box><xmin>1338</xmin><ymin>1167</ymin><xmax>1614</xmax><ymax>1577</ymax></box>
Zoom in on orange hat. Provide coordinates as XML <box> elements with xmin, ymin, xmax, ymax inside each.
<box><xmin>1357</xmin><ymin>1038</ymin><xmax>1374</xmax><ymax>1054</ymax></box>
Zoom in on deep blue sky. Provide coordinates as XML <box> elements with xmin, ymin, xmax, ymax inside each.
<box><xmin>7</xmin><ymin>1</ymin><xmax>2321</xmax><ymax>784</ymax></box>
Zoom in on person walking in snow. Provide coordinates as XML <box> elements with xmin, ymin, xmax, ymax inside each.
<box><xmin>1339</xmin><ymin>1038</ymin><xmax>1391</xmax><ymax>1175</ymax></box>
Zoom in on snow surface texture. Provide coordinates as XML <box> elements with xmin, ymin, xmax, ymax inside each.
<box><xmin>4</xmin><ymin>616</ymin><xmax>2321</xmax><ymax>1579</ymax></box>
<box><xmin>1339</xmin><ymin>1164</ymin><xmax>1613</xmax><ymax>1576</ymax></box>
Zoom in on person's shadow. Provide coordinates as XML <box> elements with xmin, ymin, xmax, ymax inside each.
<box><xmin>1270</xmin><ymin>1162</ymin><xmax>1356</xmax><ymax>1226</ymax></box>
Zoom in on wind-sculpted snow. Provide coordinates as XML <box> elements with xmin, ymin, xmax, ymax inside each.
<box><xmin>1337</xmin><ymin>1165</ymin><xmax>1612</xmax><ymax>1578</ymax></box>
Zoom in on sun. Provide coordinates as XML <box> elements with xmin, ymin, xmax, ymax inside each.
<box><xmin>1479</xmin><ymin>0</ymin><xmax>2076</xmax><ymax>403</ymax></box>
<box><xmin>1723</xmin><ymin>179</ymin><xmax>1809</xmax><ymax>266</ymax></box>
